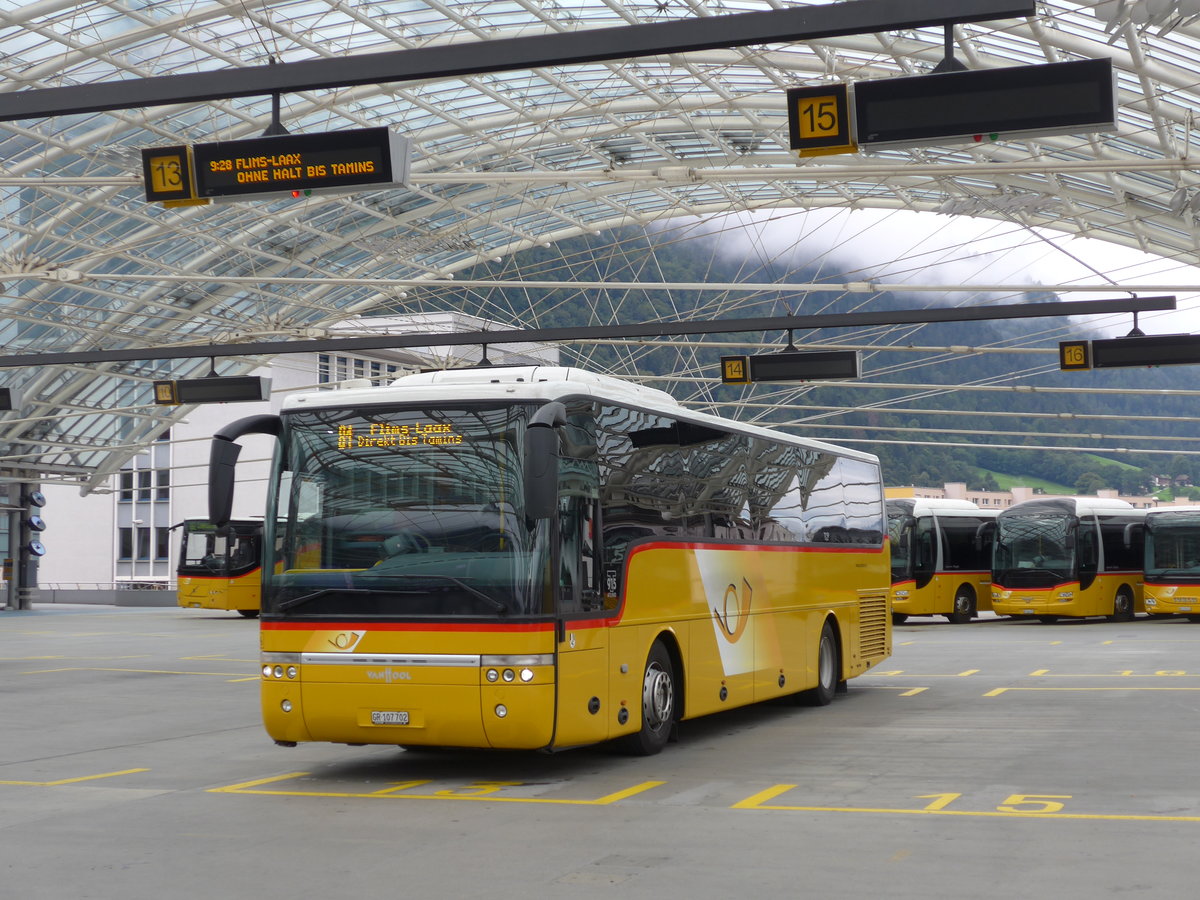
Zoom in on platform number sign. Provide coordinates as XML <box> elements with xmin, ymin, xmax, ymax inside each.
<box><xmin>721</xmin><ymin>355</ymin><xmax>751</xmax><ymax>384</ymax></box>
<box><xmin>141</xmin><ymin>144</ymin><xmax>201</xmax><ymax>204</ymax></box>
<box><xmin>1058</xmin><ymin>340</ymin><xmax>1092</xmax><ymax>371</ymax></box>
<box><xmin>787</xmin><ymin>84</ymin><xmax>855</xmax><ymax>157</ymax></box>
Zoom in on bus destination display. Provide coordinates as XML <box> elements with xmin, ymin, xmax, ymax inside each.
<box><xmin>338</xmin><ymin>421</ymin><xmax>465</xmax><ymax>450</ymax></box>
<box><xmin>190</xmin><ymin>127</ymin><xmax>411</xmax><ymax>198</ymax></box>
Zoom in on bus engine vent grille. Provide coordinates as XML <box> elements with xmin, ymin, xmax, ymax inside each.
<box><xmin>858</xmin><ymin>592</ymin><xmax>890</xmax><ymax>660</ymax></box>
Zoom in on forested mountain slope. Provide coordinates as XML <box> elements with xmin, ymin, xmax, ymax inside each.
<box><xmin>412</xmin><ymin>226</ymin><xmax>1200</xmax><ymax>494</ymax></box>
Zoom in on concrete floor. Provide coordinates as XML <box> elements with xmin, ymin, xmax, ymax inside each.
<box><xmin>3</xmin><ymin>605</ymin><xmax>1198</xmax><ymax>899</ymax></box>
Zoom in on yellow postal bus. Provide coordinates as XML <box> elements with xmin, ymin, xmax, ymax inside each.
<box><xmin>208</xmin><ymin>366</ymin><xmax>891</xmax><ymax>755</ymax></box>
<box><xmin>176</xmin><ymin>518</ymin><xmax>263</xmax><ymax>618</ymax></box>
<box><xmin>991</xmin><ymin>496</ymin><xmax>1145</xmax><ymax>623</ymax></box>
<box><xmin>1142</xmin><ymin>506</ymin><xmax>1200</xmax><ymax>621</ymax></box>
<box><xmin>887</xmin><ymin>498</ymin><xmax>997</xmax><ymax>624</ymax></box>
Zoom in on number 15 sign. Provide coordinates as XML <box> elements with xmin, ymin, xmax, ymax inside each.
<box><xmin>786</xmin><ymin>84</ymin><xmax>856</xmax><ymax>157</ymax></box>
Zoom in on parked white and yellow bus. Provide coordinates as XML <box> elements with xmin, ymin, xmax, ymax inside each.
<box><xmin>991</xmin><ymin>497</ymin><xmax>1145</xmax><ymax>623</ymax></box>
<box><xmin>207</xmin><ymin>366</ymin><xmax>892</xmax><ymax>755</ymax></box>
<box><xmin>1142</xmin><ymin>506</ymin><xmax>1200</xmax><ymax>621</ymax></box>
<box><xmin>887</xmin><ymin>498</ymin><xmax>997</xmax><ymax>624</ymax></box>
<box><xmin>176</xmin><ymin>518</ymin><xmax>263</xmax><ymax>618</ymax></box>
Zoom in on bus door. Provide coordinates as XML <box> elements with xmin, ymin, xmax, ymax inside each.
<box><xmin>552</xmin><ymin>474</ymin><xmax>611</xmax><ymax>749</ymax></box>
<box><xmin>913</xmin><ymin>516</ymin><xmax>937</xmax><ymax>590</ymax></box>
<box><xmin>1077</xmin><ymin>517</ymin><xmax>1099</xmax><ymax>592</ymax></box>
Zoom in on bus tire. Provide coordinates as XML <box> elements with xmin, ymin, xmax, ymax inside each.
<box><xmin>237</xmin><ymin>609</ymin><xmax>259</xmax><ymax>618</ymax></box>
<box><xmin>1188</xmin><ymin>615</ymin><xmax>1200</xmax><ymax>623</ymax></box>
<box><xmin>619</xmin><ymin>640</ymin><xmax>676</xmax><ymax>756</ymax></box>
<box><xmin>1037</xmin><ymin>615</ymin><xmax>1058</xmax><ymax>624</ymax></box>
<box><xmin>946</xmin><ymin>586</ymin><xmax>976</xmax><ymax>624</ymax></box>
<box><xmin>1109</xmin><ymin>588</ymin><xmax>1135</xmax><ymax>622</ymax></box>
<box><xmin>799</xmin><ymin>620</ymin><xmax>839</xmax><ymax>707</ymax></box>
<box><xmin>891</xmin><ymin>613</ymin><xmax>908</xmax><ymax>625</ymax></box>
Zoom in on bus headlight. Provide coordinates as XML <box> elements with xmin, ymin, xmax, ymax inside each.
<box><xmin>520</xmin><ymin>668</ymin><xmax>535</xmax><ymax>683</ymax></box>
<box><xmin>502</xmin><ymin>668</ymin><xmax>515</xmax><ymax>682</ymax></box>
<box><xmin>494</xmin><ymin>704</ymin><xmax>508</xmax><ymax>718</ymax></box>
<box><xmin>486</xmin><ymin>669</ymin><xmax>499</xmax><ymax>682</ymax></box>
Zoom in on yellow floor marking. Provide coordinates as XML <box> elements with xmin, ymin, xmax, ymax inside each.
<box><xmin>22</xmin><ymin>666</ymin><xmax>256</xmax><ymax>681</ymax></box>
<box><xmin>890</xmin><ymin>850</ymin><xmax>911</xmax><ymax>862</ymax></box>
<box><xmin>210</xmin><ymin>773</ymin><xmax>665</xmax><ymax>805</ymax></box>
<box><xmin>987</xmin><ymin>686</ymin><xmax>1200</xmax><ymax>697</ymax></box>
<box><xmin>1030</xmin><ymin>669</ymin><xmax>1049</xmax><ymax>676</ymax></box>
<box><xmin>899</xmin><ymin>687</ymin><xmax>928</xmax><ymax>697</ymax></box>
<box><xmin>1034</xmin><ymin>673</ymin><xmax>1200</xmax><ymax>678</ymax></box>
<box><xmin>0</xmin><ymin>768</ymin><xmax>149</xmax><ymax>786</ymax></box>
<box><xmin>732</xmin><ymin>785</ymin><xmax>1200</xmax><ymax>821</ymax></box>
<box><xmin>869</xmin><ymin>671</ymin><xmax>977</xmax><ymax>678</ymax></box>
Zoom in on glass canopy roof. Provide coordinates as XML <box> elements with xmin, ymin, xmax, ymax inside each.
<box><xmin>2</xmin><ymin>0</ymin><xmax>1200</xmax><ymax>490</ymax></box>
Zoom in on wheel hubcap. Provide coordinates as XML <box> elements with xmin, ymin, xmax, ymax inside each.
<box><xmin>642</xmin><ymin>662</ymin><xmax>673</xmax><ymax>730</ymax></box>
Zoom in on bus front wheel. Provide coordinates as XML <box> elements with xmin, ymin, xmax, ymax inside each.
<box><xmin>1109</xmin><ymin>589</ymin><xmax>1135</xmax><ymax>622</ymax></box>
<box><xmin>946</xmin><ymin>586</ymin><xmax>976</xmax><ymax>624</ymax></box>
<box><xmin>798</xmin><ymin>620</ymin><xmax>839</xmax><ymax>707</ymax></box>
<box><xmin>237</xmin><ymin>609</ymin><xmax>259</xmax><ymax>619</ymax></box>
<box><xmin>619</xmin><ymin>640</ymin><xmax>676</xmax><ymax>756</ymax></box>
<box><xmin>891</xmin><ymin>613</ymin><xmax>908</xmax><ymax>625</ymax></box>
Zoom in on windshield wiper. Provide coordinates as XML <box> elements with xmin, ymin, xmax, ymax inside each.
<box><xmin>359</xmin><ymin>573</ymin><xmax>509</xmax><ymax>614</ymax></box>
<box><xmin>276</xmin><ymin>587</ymin><xmax>413</xmax><ymax>612</ymax></box>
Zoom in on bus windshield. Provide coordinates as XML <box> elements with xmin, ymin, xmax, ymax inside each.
<box><xmin>1145</xmin><ymin>514</ymin><xmax>1200</xmax><ymax>581</ymax></box>
<box><xmin>178</xmin><ymin>520</ymin><xmax>261</xmax><ymax>577</ymax></box>
<box><xmin>264</xmin><ymin>403</ymin><xmax>551</xmax><ymax>618</ymax></box>
<box><xmin>994</xmin><ymin>513</ymin><xmax>1074</xmax><ymax>586</ymax></box>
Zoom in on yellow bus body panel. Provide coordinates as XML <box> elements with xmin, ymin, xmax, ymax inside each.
<box><xmin>177</xmin><ymin>568</ymin><xmax>261</xmax><ymax>612</ymax></box>
<box><xmin>260</xmin><ymin>542</ymin><xmax>890</xmax><ymax>750</ymax></box>
<box><xmin>891</xmin><ymin>572</ymin><xmax>994</xmax><ymax>617</ymax></box>
<box><xmin>1143</xmin><ymin>584</ymin><xmax>1200</xmax><ymax>615</ymax></box>
<box><xmin>991</xmin><ymin>572</ymin><xmax>1144</xmax><ymax>618</ymax></box>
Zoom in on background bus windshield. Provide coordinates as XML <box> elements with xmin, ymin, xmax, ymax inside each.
<box><xmin>995</xmin><ymin>515</ymin><xmax>1074</xmax><ymax>585</ymax></box>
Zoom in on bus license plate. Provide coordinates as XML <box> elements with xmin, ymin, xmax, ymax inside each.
<box><xmin>371</xmin><ymin>711</ymin><xmax>409</xmax><ymax>725</ymax></box>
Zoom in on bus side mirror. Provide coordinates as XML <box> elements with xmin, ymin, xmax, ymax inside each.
<box><xmin>209</xmin><ymin>414</ymin><xmax>282</xmax><ymax>528</ymax></box>
<box><xmin>1123</xmin><ymin>522</ymin><xmax>1137</xmax><ymax>550</ymax></box>
<box><xmin>975</xmin><ymin>521</ymin><xmax>995</xmax><ymax>552</ymax></box>
<box><xmin>523</xmin><ymin>402</ymin><xmax>566</xmax><ymax>520</ymax></box>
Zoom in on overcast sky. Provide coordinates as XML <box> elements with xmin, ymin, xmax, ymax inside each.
<box><xmin>715</xmin><ymin>207</ymin><xmax>1200</xmax><ymax>339</ymax></box>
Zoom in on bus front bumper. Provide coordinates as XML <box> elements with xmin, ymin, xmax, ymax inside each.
<box><xmin>260</xmin><ymin>652</ymin><xmax>556</xmax><ymax>749</ymax></box>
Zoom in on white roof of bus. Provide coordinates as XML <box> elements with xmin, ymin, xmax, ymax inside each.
<box><xmin>890</xmin><ymin>498</ymin><xmax>999</xmax><ymax>519</ymax></box>
<box><xmin>1004</xmin><ymin>496</ymin><xmax>1142</xmax><ymax>516</ymax></box>
<box><xmin>1145</xmin><ymin>506</ymin><xmax>1200</xmax><ymax>518</ymax></box>
<box><xmin>281</xmin><ymin>365</ymin><xmax>880</xmax><ymax>464</ymax></box>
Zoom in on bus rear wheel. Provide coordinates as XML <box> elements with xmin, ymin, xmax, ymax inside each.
<box><xmin>798</xmin><ymin>620</ymin><xmax>839</xmax><ymax>707</ymax></box>
<box><xmin>946</xmin><ymin>587</ymin><xmax>976</xmax><ymax>624</ymax></box>
<box><xmin>237</xmin><ymin>609</ymin><xmax>259</xmax><ymax>619</ymax></box>
<box><xmin>891</xmin><ymin>613</ymin><xmax>908</xmax><ymax>625</ymax></box>
<box><xmin>619</xmin><ymin>640</ymin><xmax>676</xmax><ymax>756</ymax></box>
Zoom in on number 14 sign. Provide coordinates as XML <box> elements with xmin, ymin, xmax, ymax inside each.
<box><xmin>786</xmin><ymin>83</ymin><xmax>856</xmax><ymax>157</ymax></box>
